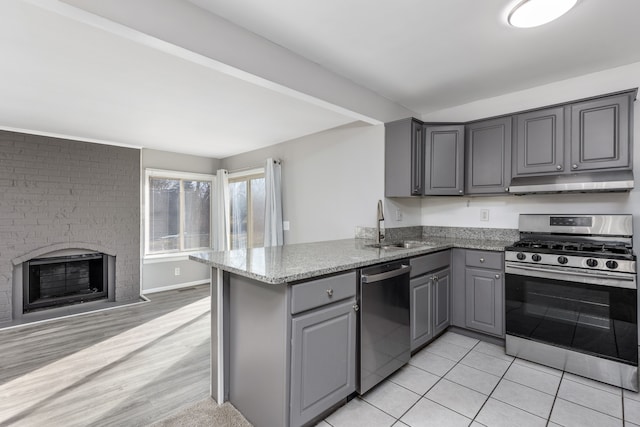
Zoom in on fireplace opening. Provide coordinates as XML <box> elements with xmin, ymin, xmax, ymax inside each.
<box><xmin>23</xmin><ymin>253</ymin><xmax>108</xmax><ymax>312</ymax></box>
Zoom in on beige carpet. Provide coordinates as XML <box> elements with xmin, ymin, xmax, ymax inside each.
<box><xmin>150</xmin><ymin>397</ymin><xmax>253</xmax><ymax>427</ymax></box>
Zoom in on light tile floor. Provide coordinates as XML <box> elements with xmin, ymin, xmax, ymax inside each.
<box><xmin>319</xmin><ymin>332</ymin><xmax>640</xmax><ymax>427</ymax></box>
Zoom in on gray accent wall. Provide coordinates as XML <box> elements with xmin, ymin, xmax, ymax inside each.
<box><xmin>0</xmin><ymin>130</ymin><xmax>140</xmax><ymax>324</ymax></box>
<box><xmin>141</xmin><ymin>148</ymin><xmax>220</xmax><ymax>292</ymax></box>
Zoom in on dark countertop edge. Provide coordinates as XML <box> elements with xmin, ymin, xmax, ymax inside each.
<box><xmin>189</xmin><ymin>237</ymin><xmax>514</xmax><ymax>285</ymax></box>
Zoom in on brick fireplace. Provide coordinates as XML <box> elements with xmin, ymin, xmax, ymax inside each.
<box><xmin>0</xmin><ymin>130</ymin><xmax>140</xmax><ymax>324</ymax></box>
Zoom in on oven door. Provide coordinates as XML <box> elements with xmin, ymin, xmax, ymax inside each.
<box><xmin>505</xmin><ymin>262</ymin><xmax>637</xmax><ymax>365</ymax></box>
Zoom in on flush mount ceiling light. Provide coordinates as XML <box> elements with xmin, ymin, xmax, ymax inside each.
<box><xmin>508</xmin><ymin>0</ymin><xmax>577</xmax><ymax>28</ymax></box>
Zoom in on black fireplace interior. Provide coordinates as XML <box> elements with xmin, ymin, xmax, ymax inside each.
<box><xmin>24</xmin><ymin>253</ymin><xmax>108</xmax><ymax>312</ymax></box>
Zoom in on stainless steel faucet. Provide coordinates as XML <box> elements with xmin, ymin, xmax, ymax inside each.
<box><xmin>376</xmin><ymin>200</ymin><xmax>385</xmax><ymax>244</ymax></box>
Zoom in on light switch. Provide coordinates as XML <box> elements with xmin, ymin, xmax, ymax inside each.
<box><xmin>283</xmin><ymin>221</ymin><xmax>290</xmax><ymax>231</ymax></box>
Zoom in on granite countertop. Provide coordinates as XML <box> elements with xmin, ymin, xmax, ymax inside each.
<box><xmin>189</xmin><ymin>236</ymin><xmax>514</xmax><ymax>285</ymax></box>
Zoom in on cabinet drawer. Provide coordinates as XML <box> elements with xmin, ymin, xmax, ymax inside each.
<box><xmin>465</xmin><ymin>250</ymin><xmax>503</xmax><ymax>270</ymax></box>
<box><xmin>410</xmin><ymin>250</ymin><xmax>450</xmax><ymax>277</ymax></box>
<box><xmin>291</xmin><ymin>271</ymin><xmax>356</xmax><ymax>315</ymax></box>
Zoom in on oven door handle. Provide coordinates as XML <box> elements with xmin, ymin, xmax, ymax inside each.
<box><xmin>505</xmin><ymin>262</ymin><xmax>637</xmax><ymax>290</ymax></box>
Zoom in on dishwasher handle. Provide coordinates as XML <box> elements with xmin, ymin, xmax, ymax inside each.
<box><xmin>361</xmin><ymin>264</ymin><xmax>411</xmax><ymax>283</ymax></box>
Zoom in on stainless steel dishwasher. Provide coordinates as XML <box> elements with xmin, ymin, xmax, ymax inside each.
<box><xmin>358</xmin><ymin>260</ymin><xmax>411</xmax><ymax>394</ymax></box>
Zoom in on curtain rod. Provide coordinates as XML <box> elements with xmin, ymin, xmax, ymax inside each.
<box><xmin>227</xmin><ymin>158</ymin><xmax>281</xmax><ymax>173</ymax></box>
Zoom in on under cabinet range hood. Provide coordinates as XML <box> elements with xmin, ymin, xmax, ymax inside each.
<box><xmin>508</xmin><ymin>170</ymin><xmax>634</xmax><ymax>194</ymax></box>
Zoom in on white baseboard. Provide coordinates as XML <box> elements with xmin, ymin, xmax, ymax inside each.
<box><xmin>143</xmin><ymin>280</ymin><xmax>210</xmax><ymax>295</ymax></box>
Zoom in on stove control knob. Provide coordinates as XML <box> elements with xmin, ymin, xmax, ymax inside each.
<box><xmin>557</xmin><ymin>256</ymin><xmax>568</xmax><ymax>265</ymax></box>
<box><xmin>516</xmin><ymin>252</ymin><xmax>526</xmax><ymax>260</ymax></box>
<box><xmin>606</xmin><ymin>260</ymin><xmax>619</xmax><ymax>270</ymax></box>
<box><xmin>586</xmin><ymin>258</ymin><xmax>598</xmax><ymax>268</ymax></box>
<box><xmin>531</xmin><ymin>254</ymin><xmax>542</xmax><ymax>262</ymax></box>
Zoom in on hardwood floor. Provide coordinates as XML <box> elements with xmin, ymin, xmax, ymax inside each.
<box><xmin>0</xmin><ymin>285</ymin><xmax>211</xmax><ymax>426</ymax></box>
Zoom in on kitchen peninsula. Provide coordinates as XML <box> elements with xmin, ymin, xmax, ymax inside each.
<box><xmin>191</xmin><ymin>234</ymin><xmax>513</xmax><ymax>427</ymax></box>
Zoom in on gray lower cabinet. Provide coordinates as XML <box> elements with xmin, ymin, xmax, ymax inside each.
<box><xmin>433</xmin><ymin>268</ymin><xmax>451</xmax><ymax>336</ymax></box>
<box><xmin>290</xmin><ymin>298</ymin><xmax>357</xmax><ymax>427</ymax></box>
<box><xmin>410</xmin><ymin>274</ymin><xmax>433</xmax><ymax>349</ymax></box>
<box><xmin>465</xmin><ymin>267</ymin><xmax>503</xmax><ymax>337</ymax></box>
<box><xmin>424</xmin><ymin>125</ymin><xmax>465</xmax><ymax>195</ymax></box>
<box><xmin>410</xmin><ymin>251</ymin><xmax>450</xmax><ymax>350</ymax></box>
<box><xmin>465</xmin><ymin>117</ymin><xmax>512</xmax><ymax>194</ymax></box>
<box><xmin>227</xmin><ymin>271</ymin><xmax>357</xmax><ymax>427</ymax></box>
<box><xmin>451</xmin><ymin>249</ymin><xmax>504</xmax><ymax>337</ymax></box>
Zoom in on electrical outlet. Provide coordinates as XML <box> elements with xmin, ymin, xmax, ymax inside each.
<box><xmin>174</xmin><ymin>267</ymin><xmax>181</xmax><ymax>276</ymax></box>
<box><xmin>395</xmin><ymin>208</ymin><xmax>403</xmax><ymax>221</ymax></box>
<box><xmin>480</xmin><ymin>209</ymin><xmax>490</xmax><ymax>221</ymax></box>
<box><xmin>283</xmin><ymin>221</ymin><xmax>290</xmax><ymax>231</ymax></box>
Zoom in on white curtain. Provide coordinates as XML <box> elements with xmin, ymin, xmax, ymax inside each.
<box><xmin>264</xmin><ymin>158</ymin><xmax>283</xmax><ymax>247</ymax></box>
<box><xmin>212</xmin><ymin>169</ymin><xmax>230</xmax><ymax>251</ymax></box>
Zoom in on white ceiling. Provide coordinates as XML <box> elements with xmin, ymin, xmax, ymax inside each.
<box><xmin>2</xmin><ymin>0</ymin><xmax>640</xmax><ymax>158</ymax></box>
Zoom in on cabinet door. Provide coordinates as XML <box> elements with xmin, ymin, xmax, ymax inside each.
<box><xmin>424</xmin><ymin>125</ymin><xmax>464</xmax><ymax>195</ymax></box>
<box><xmin>290</xmin><ymin>299</ymin><xmax>357</xmax><ymax>427</ymax></box>
<box><xmin>385</xmin><ymin>118</ymin><xmax>424</xmax><ymax>197</ymax></box>
<box><xmin>514</xmin><ymin>107</ymin><xmax>565</xmax><ymax>176</ymax></box>
<box><xmin>410</xmin><ymin>275</ymin><xmax>433</xmax><ymax>351</ymax></box>
<box><xmin>570</xmin><ymin>93</ymin><xmax>631</xmax><ymax>172</ymax></box>
<box><xmin>465</xmin><ymin>268</ymin><xmax>504</xmax><ymax>337</ymax></box>
<box><xmin>465</xmin><ymin>117</ymin><xmax>512</xmax><ymax>194</ymax></box>
<box><xmin>433</xmin><ymin>268</ymin><xmax>451</xmax><ymax>336</ymax></box>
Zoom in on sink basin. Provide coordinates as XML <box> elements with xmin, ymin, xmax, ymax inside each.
<box><xmin>365</xmin><ymin>241</ymin><xmax>431</xmax><ymax>250</ymax></box>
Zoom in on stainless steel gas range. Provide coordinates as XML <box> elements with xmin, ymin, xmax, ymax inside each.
<box><xmin>504</xmin><ymin>214</ymin><xmax>638</xmax><ymax>391</ymax></box>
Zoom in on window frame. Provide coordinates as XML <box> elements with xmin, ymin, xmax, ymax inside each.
<box><xmin>144</xmin><ymin>168</ymin><xmax>215</xmax><ymax>258</ymax></box>
<box><xmin>229</xmin><ymin>168</ymin><xmax>265</xmax><ymax>250</ymax></box>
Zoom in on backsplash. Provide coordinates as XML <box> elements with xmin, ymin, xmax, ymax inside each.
<box><xmin>355</xmin><ymin>226</ymin><xmax>423</xmax><ymax>241</ymax></box>
<box><xmin>422</xmin><ymin>226</ymin><xmax>519</xmax><ymax>241</ymax></box>
<box><xmin>355</xmin><ymin>225</ymin><xmax>518</xmax><ymax>242</ymax></box>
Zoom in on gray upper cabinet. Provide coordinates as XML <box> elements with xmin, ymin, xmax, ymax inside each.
<box><xmin>386</xmin><ymin>89</ymin><xmax>635</xmax><ymax>198</ymax></box>
<box><xmin>424</xmin><ymin>125</ymin><xmax>465</xmax><ymax>195</ymax></box>
<box><xmin>385</xmin><ymin>118</ymin><xmax>424</xmax><ymax>197</ymax></box>
<box><xmin>570</xmin><ymin>93</ymin><xmax>631</xmax><ymax>172</ymax></box>
<box><xmin>513</xmin><ymin>107</ymin><xmax>565</xmax><ymax>176</ymax></box>
<box><xmin>290</xmin><ymin>298</ymin><xmax>357</xmax><ymax>427</ymax></box>
<box><xmin>513</xmin><ymin>90</ymin><xmax>634</xmax><ymax>178</ymax></box>
<box><xmin>465</xmin><ymin>117</ymin><xmax>512</xmax><ymax>194</ymax></box>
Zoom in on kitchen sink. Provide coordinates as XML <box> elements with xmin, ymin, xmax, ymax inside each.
<box><xmin>365</xmin><ymin>240</ymin><xmax>431</xmax><ymax>250</ymax></box>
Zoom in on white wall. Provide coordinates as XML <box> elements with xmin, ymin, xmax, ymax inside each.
<box><xmin>222</xmin><ymin>122</ymin><xmax>422</xmax><ymax>245</ymax></box>
<box><xmin>420</xmin><ymin>61</ymin><xmax>640</xmax><ymax>234</ymax></box>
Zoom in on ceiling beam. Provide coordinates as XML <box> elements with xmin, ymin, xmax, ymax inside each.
<box><xmin>27</xmin><ymin>0</ymin><xmax>417</xmax><ymax>125</ymax></box>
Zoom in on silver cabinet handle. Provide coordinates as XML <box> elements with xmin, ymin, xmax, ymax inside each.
<box><xmin>458</xmin><ymin>190</ymin><xmax>463</xmax><ymax>194</ymax></box>
<box><xmin>326</xmin><ymin>289</ymin><xmax>333</xmax><ymax>297</ymax></box>
<box><xmin>572</xmin><ymin>164</ymin><xmax>578</xmax><ymax>169</ymax></box>
<box><xmin>556</xmin><ymin>165</ymin><xmax>562</xmax><ymax>170</ymax></box>
<box><xmin>505</xmin><ymin>187</ymin><xmax>509</xmax><ymax>192</ymax></box>
<box><xmin>480</xmin><ymin>258</ymin><xmax>485</xmax><ymax>263</ymax></box>
<box><xmin>353</xmin><ymin>304</ymin><xmax>360</xmax><ymax>312</ymax></box>
<box><xmin>495</xmin><ymin>274</ymin><xmax>500</xmax><ymax>279</ymax></box>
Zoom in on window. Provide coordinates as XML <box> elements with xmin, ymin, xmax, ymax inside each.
<box><xmin>145</xmin><ymin>169</ymin><xmax>213</xmax><ymax>255</ymax></box>
<box><xmin>229</xmin><ymin>170</ymin><xmax>265</xmax><ymax>249</ymax></box>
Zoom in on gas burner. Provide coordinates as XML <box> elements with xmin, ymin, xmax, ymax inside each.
<box><xmin>510</xmin><ymin>239</ymin><xmax>633</xmax><ymax>258</ymax></box>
